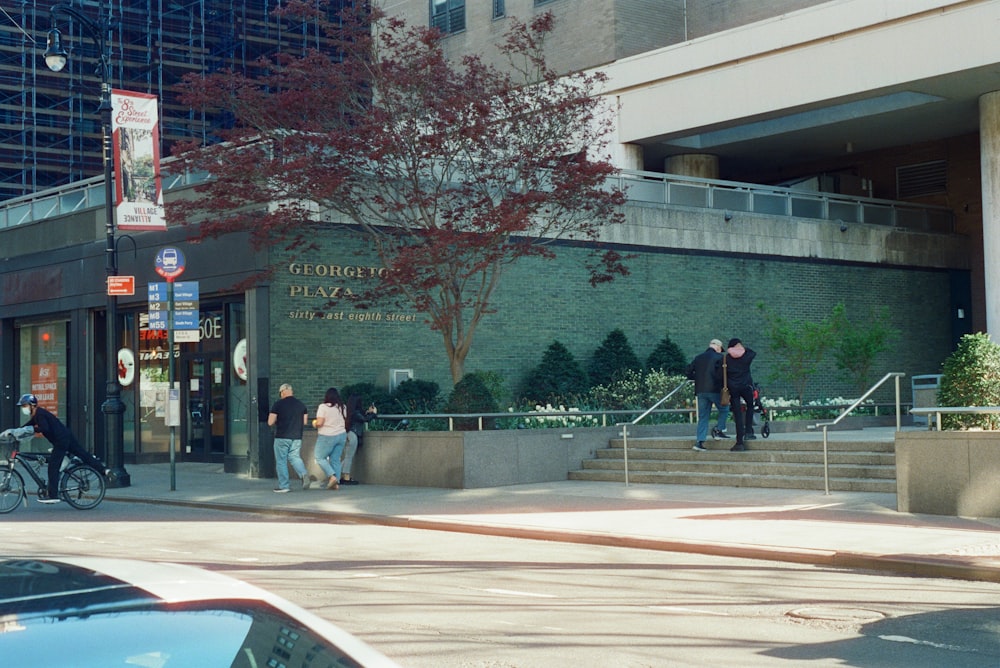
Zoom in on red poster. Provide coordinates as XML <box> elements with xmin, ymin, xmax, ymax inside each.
<box><xmin>31</xmin><ymin>363</ymin><xmax>59</xmax><ymax>416</ymax></box>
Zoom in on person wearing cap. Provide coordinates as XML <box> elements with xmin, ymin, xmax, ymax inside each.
<box><xmin>720</xmin><ymin>338</ymin><xmax>757</xmax><ymax>451</ymax></box>
<box><xmin>685</xmin><ymin>338</ymin><xmax>732</xmax><ymax>451</ymax></box>
<box><xmin>0</xmin><ymin>394</ymin><xmax>107</xmax><ymax>503</ymax></box>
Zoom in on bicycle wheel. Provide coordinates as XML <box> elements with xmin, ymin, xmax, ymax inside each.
<box><xmin>0</xmin><ymin>465</ymin><xmax>25</xmax><ymax>513</ymax></box>
<box><xmin>60</xmin><ymin>464</ymin><xmax>105</xmax><ymax>510</ymax></box>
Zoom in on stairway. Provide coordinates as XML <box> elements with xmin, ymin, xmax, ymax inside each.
<box><xmin>568</xmin><ymin>434</ymin><xmax>896</xmax><ymax>493</ymax></box>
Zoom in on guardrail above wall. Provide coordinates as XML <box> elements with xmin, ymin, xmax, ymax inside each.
<box><xmin>2</xmin><ymin>166</ymin><xmax>954</xmax><ymax>235</ymax></box>
<box><xmin>909</xmin><ymin>406</ymin><xmax>1000</xmax><ymax>431</ymax></box>
<box><xmin>615</xmin><ymin>170</ymin><xmax>954</xmax><ymax>233</ymax></box>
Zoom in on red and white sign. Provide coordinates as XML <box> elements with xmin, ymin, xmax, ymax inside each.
<box><xmin>107</xmin><ymin>275</ymin><xmax>135</xmax><ymax>296</ymax></box>
<box><xmin>31</xmin><ymin>363</ymin><xmax>59</xmax><ymax>416</ymax></box>
<box><xmin>112</xmin><ymin>90</ymin><xmax>166</xmax><ymax>232</ymax></box>
<box><xmin>117</xmin><ymin>348</ymin><xmax>136</xmax><ymax>387</ymax></box>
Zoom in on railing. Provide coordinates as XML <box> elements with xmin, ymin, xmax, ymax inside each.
<box><xmin>372</xmin><ymin>406</ymin><xmax>696</xmax><ymax>432</ymax></box>
<box><xmin>615</xmin><ymin>170</ymin><xmax>954</xmax><ymax>233</ymax></box>
<box><xmin>0</xmin><ymin>165</ymin><xmax>210</xmax><ymax>229</ymax></box>
<box><xmin>809</xmin><ymin>372</ymin><xmax>905</xmax><ymax>495</ymax></box>
<box><xmin>617</xmin><ymin>380</ymin><xmax>692</xmax><ymax>486</ymax></box>
<box><xmin>2</xmin><ymin>165</ymin><xmax>953</xmax><ymax>235</ymax></box>
<box><xmin>368</xmin><ymin>401</ymin><xmax>909</xmax><ymax>436</ymax></box>
<box><xmin>909</xmin><ymin>406</ymin><xmax>1000</xmax><ymax>431</ymax></box>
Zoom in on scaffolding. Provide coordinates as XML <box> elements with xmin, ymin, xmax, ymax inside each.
<box><xmin>0</xmin><ymin>0</ymin><xmax>341</xmax><ymax>201</ymax></box>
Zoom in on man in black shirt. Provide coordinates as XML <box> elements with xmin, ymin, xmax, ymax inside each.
<box><xmin>267</xmin><ymin>383</ymin><xmax>310</xmax><ymax>492</ymax></box>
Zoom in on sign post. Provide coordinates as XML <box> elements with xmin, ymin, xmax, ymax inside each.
<box><xmin>153</xmin><ymin>247</ymin><xmax>186</xmax><ymax>490</ymax></box>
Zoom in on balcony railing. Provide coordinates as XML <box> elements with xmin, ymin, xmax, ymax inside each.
<box><xmin>615</xmin><ymin>169</ymin><xmax>954</xmax><ymax>233</ymax></box>
<box><xmin>1</xmin><ymin>166</ymin><xmax>953</xmax><ymax>234</ymax></box>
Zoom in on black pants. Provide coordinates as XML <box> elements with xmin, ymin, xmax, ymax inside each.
<box><xmin>47</xmin><ymin>441</ymin><xmax>104</xmax><ymax>497</ymax></box>
<box><xmin>728</xmin><ymin>385</ymin><xmax>755</xmax><ymax>445</ymax></box>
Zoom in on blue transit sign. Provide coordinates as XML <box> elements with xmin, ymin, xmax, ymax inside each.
<box><xmin>148</xmin><ymin>281</ymin><xmax>199</xmax><ymax>330</ymax></box>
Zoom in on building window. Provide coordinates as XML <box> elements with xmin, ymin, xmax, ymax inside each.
<box><xmin>493</xmin><ymin>0</ymin><xmax>505</xmax><ymax>19</ymax></box>
<box><xmin>431</xmin><ymin>0</ymin><xmax>465</xmax><ymax>34</ymax></box>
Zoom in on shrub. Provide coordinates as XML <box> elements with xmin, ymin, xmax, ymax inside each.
<box><xmin>585</xmin><ymin>368</ymin><xmax>693</xmax><ymax>422</ymax></box>
<box><xmin>937</xmin><ymin>332</ymin><xmax>1000</xmax><ymax>430</ymax></box>
<box><xmin>521</xmin><ymin>340</ymin><xmax>589</xmax><ymax>404</ymax></box>
<box><xmin>445</xmin><ymin>373</ymin><xmax>499</xmax><ymax>430</ymax></box>
<box><xmin>389</xmin><ymin>378</ymin><xmax>441</xmax><ymax>414</ymax></box>
<box><xmin>340</xmin><ymin>382</ymin><xmax>391</xmax><ymax>410</ymax></box>
<box><xmin>646</xmin><ymin>332</ymin><xmax>687</xmax><ymax>375</ymax></box>
<box><xmin>588</xmin><ymin>328</ymin><xmax>641</xmax><ymax>388</ymax></box>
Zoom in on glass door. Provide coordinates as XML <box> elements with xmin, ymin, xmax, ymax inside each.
<box><xmin>183</xmin><ymin>355</ymin><xmax>226</xmax><ymax>461</ymax></box>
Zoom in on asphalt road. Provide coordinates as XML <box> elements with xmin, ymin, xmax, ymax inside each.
<box><xmin>2</xmin><ymin>501</ymin><xmax>998</xmax><ymax>667</ymax></box>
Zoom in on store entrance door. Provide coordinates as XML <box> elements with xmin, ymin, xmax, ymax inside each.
<box><xmin>183</xmin><ymin>355</ymin><xmax>226</xmax><ymax>461</ymax></box>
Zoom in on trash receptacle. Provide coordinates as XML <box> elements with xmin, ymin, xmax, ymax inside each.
<box><xmin>910</xmin><ymin>374</ymin><xmax>942</xmax><ymax>426</ymax></box>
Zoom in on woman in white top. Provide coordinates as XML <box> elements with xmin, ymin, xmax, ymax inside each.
<box><xmin>313</xmin><ymin>387</ymin><xmax>347</xmax><ymax>490</ymax></box>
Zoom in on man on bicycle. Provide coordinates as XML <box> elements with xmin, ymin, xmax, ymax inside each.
<box><xmin>0</xmin><ymin>394</ymin><xmax>107</xmax><ymax>504</ymax></box>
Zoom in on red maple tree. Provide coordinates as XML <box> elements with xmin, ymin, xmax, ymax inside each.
<box><xmin>170</xmin><ymin>4</ymin><xmax>628</xmax><ymax>383</ymax></box>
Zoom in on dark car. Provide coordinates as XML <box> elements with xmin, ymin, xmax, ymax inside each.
<box><xmin>0</xmin><ymin>557</ymin><xmax>401</xmax><ymax>667</ymax></box>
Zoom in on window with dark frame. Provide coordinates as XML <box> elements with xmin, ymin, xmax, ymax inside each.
<box><xmin>431</xmin><ymin>0</ymin><xmax>465</xmax><ymax>34</ymax></box>
<box><xmin>493</xmin><ymin>0</ymin><xmax>505</xmax><ymax>19</ymax></box>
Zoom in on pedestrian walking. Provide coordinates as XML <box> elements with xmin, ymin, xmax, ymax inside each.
<box><xmin>267</xmin><ymin>383</ymin><xmax>310</xmax><ymax>492</ymax></box>
<box><xmin>685</xmin><ymin>338</ymin><xmax>731</xmax><ymax>451</ymax></box>
<box><xmin>721</xmin><ymin>338</ymin><xmax>757</xmax><ymax>451</ymax></box>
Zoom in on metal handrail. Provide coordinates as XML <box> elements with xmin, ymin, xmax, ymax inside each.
<box><xmin>616</xmin><ymin>380</ymin><xmax>692</xmax><ymax>486</ymax></box>
<box><xmin>809</xmin><ymin>372</ymin><xmax>905</xmax><ymax>494</ymax></box>
<box><xmin>909</xmin><ymin>406</ymin><xmax>1000</xmax><ymax>431</ymax></box>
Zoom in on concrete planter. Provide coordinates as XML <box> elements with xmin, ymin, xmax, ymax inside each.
<box><xmin>896</xmin><ymin>431</ymin><xmax>1000</xmax><ymax>518</ymax></box>
<box><xmin>351</xmin><ymin>425</ymin><xmax>674</xmax><ymax>489</ymax></box>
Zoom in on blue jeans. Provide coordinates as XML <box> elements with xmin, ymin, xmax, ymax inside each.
<box><xmin>274</xmin><ymin>438</ymin><xmax>308</xmax><ymax>490</ymax></box>
<box><xmin>696</xmin><ymin>392</ymin><xmax>731</xmax><ymax>443</ymax></box>
<box><xmin>315</xmin><ymin>432</ymin><xmax>347</xmax><ymax>480</ymax></box>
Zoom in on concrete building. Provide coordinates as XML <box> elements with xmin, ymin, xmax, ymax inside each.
<box><xmin>0</xmin><ymin>0</ymin><xmax>986</xmax><ymax>477</ymax></box>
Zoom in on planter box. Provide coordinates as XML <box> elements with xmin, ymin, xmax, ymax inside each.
<box><xmin>351</xmin><ymin>425</ymin><xmax>660</xmax><ymax>489</ymax></box>
<box><xmin>896</xmin><ymin>431</ymin><xmax>1000</xmax><ymax>518</ymax></box>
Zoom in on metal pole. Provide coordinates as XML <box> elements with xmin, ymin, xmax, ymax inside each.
<box><xmin>46</xmin><ymin>2</ymin><xmax>128</xmax><ymax>486</ymax></box>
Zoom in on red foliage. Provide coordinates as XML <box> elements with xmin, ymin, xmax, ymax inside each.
<box><xmin>169</xmin><ymin>4</ymin><xmax>628</xmax><ymax>382</ymax></box>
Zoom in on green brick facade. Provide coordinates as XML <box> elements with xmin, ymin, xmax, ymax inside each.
<box><xmin>267</xmin><ymin>230</ymin><xmax>959</xmax><ymax>408</ymax></box>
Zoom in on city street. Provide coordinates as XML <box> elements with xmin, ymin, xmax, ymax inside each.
<box><xmin>2</xmin><ymin>501</ymin><xmax>998</xmax><ymax>667</ymax></box>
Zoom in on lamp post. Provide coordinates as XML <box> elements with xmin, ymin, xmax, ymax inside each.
<box><xmin>44</xmin><ymin>2</ymin><xmax>130</xmax><ymax>488</ymax></box>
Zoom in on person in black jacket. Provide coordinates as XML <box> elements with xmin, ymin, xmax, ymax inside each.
<box><xmin>341</xmin><ymin>394</ymin><xmax>377</xmax><ymax>485</ymax></box>
<box><xmin>685</xmin><ymin>338</ymin><xmax>731</xmax><ymax>451</ymax></box>
<box><xmin>1</xmin><ymin>394</ymin><xmax>107</xmax><ymax>503</ymax></box>
<box><xmin>721</xmin><ymin>338</ymin><xmax>757</xmax><ymax>451</ymax></box>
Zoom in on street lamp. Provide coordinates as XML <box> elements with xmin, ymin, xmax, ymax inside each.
<box><xmin>44</xmin><ymin>2</ymin><xmax>130</xmax><ymax>488</ymax></box>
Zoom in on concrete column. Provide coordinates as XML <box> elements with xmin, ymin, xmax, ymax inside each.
<box><xmin>980</xmin><ymin>92</ymin><xmax>1000</xmax><ymax>337</ymax></box>
<box><xmin>614</xmin><ymin>143</ymin><xmax>644</xmax><ymax>171</ymax></box>
<box><xmin>665</xmin><ymin>153</ymin><xmax>719</xmax><ymax>179</ymax></box>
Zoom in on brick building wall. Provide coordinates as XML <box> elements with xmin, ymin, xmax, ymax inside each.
<box><xmin>267</xmin><ymin>228</ymin><xmax>956</xmax><ymax>408</ymax></box>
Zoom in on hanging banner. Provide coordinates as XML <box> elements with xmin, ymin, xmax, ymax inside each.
<box><xmin>112</xmin><ymin>89</ymin><xmax>167</xmax><ymax>231</ymax></box>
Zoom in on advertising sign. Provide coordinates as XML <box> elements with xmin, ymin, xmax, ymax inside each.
<box><xmin>112</xmin><ymin>90</ymin><xmax>167</xmax><ymax>232</ymax></box>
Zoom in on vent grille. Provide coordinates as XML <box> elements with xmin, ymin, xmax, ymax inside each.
<box><xmin>896</xmin><ymin>160</ymin><xmax>947</xmax><ymax>198</ymax></box>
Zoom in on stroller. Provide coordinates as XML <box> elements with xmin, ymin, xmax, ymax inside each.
<box><xmin>749</xmin><ymin>382</ymin><xmax>771</xmax><ymax>438</ymax></box>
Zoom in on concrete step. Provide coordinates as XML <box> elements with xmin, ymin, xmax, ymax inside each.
<box><xmin>570</xmin><ymin>434</ymin><xmax>897</xmax><ymax>492</ymax></box>
<box><xmin>567</xmin><ymin>469</ymin><xmax>897</xmax><ymax>493</ymax></box>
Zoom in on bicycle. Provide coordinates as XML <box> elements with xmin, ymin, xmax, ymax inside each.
<box><xmin>0</xmin><ymin>435</ymin><xmax>106</xmax><ymax>512</ymax></box>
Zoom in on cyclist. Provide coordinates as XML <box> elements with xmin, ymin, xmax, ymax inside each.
<box><xmin>0</xmin><ymin>394</ymin><xmax>107</xmax><ymax>504</ymax></box>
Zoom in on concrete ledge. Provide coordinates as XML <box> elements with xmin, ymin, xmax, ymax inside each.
<box><xmin>896</xmin><ymin>431</ymin><xmax>1000</xmax><ymax>518</ymax></box>
<box><xmin>351</xmin><ymin>426</ymin><xmax>643</xmax><ymax>489</ymax></box>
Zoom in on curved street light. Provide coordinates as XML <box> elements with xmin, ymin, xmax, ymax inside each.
<box><xmin>43</xmin><ymin>2</ymin><xmax>129</xmax><ymax>488</ymax></box>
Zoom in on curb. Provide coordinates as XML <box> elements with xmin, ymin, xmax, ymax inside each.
<box><xmin>105</xmin><ymin>496</ymin><xmax>1000</xmax><ymax>585</ymax></box>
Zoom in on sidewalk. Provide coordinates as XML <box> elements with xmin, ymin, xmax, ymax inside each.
<box><xmin>104</xmin><ymin>436</ymin><xmax>1000</xmax><ymax>583</ymax></box>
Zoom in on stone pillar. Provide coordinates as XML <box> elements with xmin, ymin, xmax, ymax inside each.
<box><xmin>980</xmin><ymin>92</ymin><xmax>1000</xmax><ymax>337</ymax></box>
<box><xmin>665</xmin><ymin>154</ymin><xmax>719</xmax><ymax>179</ymax></box>
<box><xmin>614</xmin><ymin>143</ymin><xmax>644</xmax><ymax>171</ymax></box>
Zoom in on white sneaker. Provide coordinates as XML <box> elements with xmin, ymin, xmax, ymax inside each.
<box><xmin>39</xmin><ymin>498</ymin><xmax>61</xmax><ymax>504</ymax></box>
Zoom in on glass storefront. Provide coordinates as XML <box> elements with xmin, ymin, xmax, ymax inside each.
<box><xmin>16</xmin><ymin>321</ymin><xmax>68</xmax><ymax>416</ymax></box>
<box><xmin>129</xmin><ymin>297</ymin><xmax>247</xmax><ymax>463</ymax></box>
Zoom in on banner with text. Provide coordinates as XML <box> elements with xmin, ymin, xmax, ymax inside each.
<box><xmin>112</xmin><ymin>89</ymin><xmax>166</xmax><ymax>232</ymax></box>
